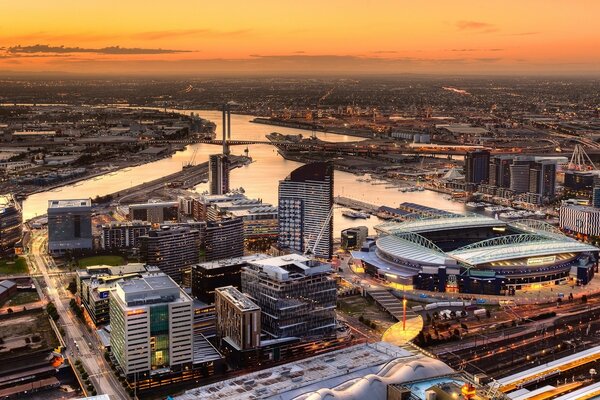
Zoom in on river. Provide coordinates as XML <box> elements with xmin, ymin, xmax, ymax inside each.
<box><xmin>22</xmin><ymin>109</ymin><xmax>465</xmax><ymax>235</ymax></box>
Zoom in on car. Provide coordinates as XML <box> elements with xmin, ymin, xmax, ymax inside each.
<box><xmin>419</xmin><ymin>293</ymin><xmax>428</xmax><ymax>298</ymax></box>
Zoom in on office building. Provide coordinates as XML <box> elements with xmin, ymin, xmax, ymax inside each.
<box><xmin>191</xmin><ymin>255</ymin><xmax>267</xmax><ymax>304</ymax></box>
<box><xmin>100</xmin><ymin>221</ymin><xmax>151</xmax><ymax>250</ymax></box>
<box><xmin>129</xmin><ymin>200</ymin><xmax>178</xmax><ymax>224</ymax></box>
<box><xmin>464</xmin><ymin>150</ymin><xmax>489</xmax><ymax>185</ymax></box>
<box><xmin>47</xmin><ymin>199</ymin><xmax>93</xmax><ymax>255</ymax></box>
<box><xmin>488</xmin><ymin>155</ymin><xmax>512</xmax><ymax>188</ymax></box>
<box><xmin>140</xmin><ymin>226</ymin><xmax>201</xmax><ymax>282</ymax></box>
<box><xmin>241</xmin><ymin>254</ymin><xmax>337</xmax><ymax>339</ymax></box>
<box><xmin>208</xmin><ymin>154</ymin><xmax>230</xmax><ymax>195</ymax></box>
<box><xmin>509</xmin><ymin>159</ymin><xmax>532</xmax><ymax>193</ymax></box>
<box><xmin>529</xmin><ymin>159</ymin><xmax>557</xmax><ymax>200</ymax></box>
<box><xmin>215</xmin><ymin>286</ymin><xmax>261</xmax><ymax>351</ymax></box>
<box><xmin>278</xmin><ymin>161</ymin><xmax>334</xmax><ymax>259</ymax></box>
<box><xmin>0</xmin><ymin>194</ymin><xmax>22</xmax><ymax>255</ymax></box>
<box><xmin>204</xmin><ymin>217</ymin><xmax>244</xmax><ymax>261</ymax></box>
<box><xmin>76</xmin><ymin>263</ymin><xmax>149</xmax><ymax>326</ymax></box>
<box><xmin>109</xmin><ymin>272</ymin><xmax>194</xmax><ymax>377</ymax></box>
<box><xmin>560</xmin><ymin>205</ymin><xmax>600</xmax><ymax>238</ymax></box>
<box><xmin>341</xmin><ymin>226</ymin><xmax>368</xmax><ymax>250</ymax></box>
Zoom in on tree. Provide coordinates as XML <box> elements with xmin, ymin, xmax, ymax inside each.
<box><xmin>582</xmin><ymin>295</ymin><xmax>588</xmax><ymax>304</ymax></box>
<box><xmin>485</xmin><ymin>309</ymin><xmax>491</xmax><ymax>318</ymax></box>
<box><xmin>67</xmin><ymin>279</ymin><xmax>77</xmax><ymax>295</ymax></box>
<box><xmin>6</xmin><ymin>308</ymin><xmax>13</xmax><ymax>314</ymax></box>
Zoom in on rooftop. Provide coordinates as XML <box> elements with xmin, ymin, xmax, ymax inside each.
<box><xmin>175</xmin><ymin>342</ymin><xmax>437</xmax><ymax>400</ymax></box>
<box><xmin>115</xmin><ymin>272</ymin><xmax>190</xmax><ymax>306</ymax></box>
<box><xmin>216</xmin><ymin>286</ymin><xmax>259</xmax><ymax>312</ymax></box>
<box><xmin>195</xmin><ymin>254</ymin><xmax>269</xmax><ymax>270</ymax></box>
<box><xmin>48</xmin><ymin>198</ymin><xmax>91</xmax><ymax>209</ymax></box>
<box><xmin>376</xmin><ymin>215</ymin><xmax>505</xmax><ymax>235</ymax></box>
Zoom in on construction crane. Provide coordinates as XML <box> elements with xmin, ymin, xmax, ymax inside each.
<box><xmin>304</xmin><ymin>206</ymin><xmax>336</xmax><ymax>257</ymax></box>
<box><xmin>183</xmin><ymin>147</ymin><xmax>198</xmax><ymax>168</ymax></box>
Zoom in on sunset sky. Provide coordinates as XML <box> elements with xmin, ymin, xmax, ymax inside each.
<box><xmin>1</xmin><ymin>0</ymin><xmax>599</xmax><ymax>75</ymax></box>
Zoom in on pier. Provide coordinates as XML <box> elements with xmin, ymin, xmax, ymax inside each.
<box><xmin>334</xmin><ymin>196</ymin><xmax>380</xmax><ymax>214</ymax></box>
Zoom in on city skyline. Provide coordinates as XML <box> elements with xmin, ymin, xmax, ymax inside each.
<box><xmin>1</xmin><ymin>0</ymin><xmax>599</xmax><ymax>75</ymax></box>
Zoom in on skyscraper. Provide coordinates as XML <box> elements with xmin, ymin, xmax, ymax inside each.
<box><xmin>204</xmin><ymin>217</ymin><xmax>245</xmax><ymax>261</ymax></box>
<box><xmin>464</xmin><ymin>150</ymin><xmax>490</xmax><ymax>185</ymax></box>
<box><xmin>278</xmin><ymin>161</ymin><xmax>334</xmax><ymax>259</ymax></box>
<box><xmin>47</xmin><ymin>199</ymin><xmax>92</xmax><ymax>255</ymax></box>
<box><xmin>208</xmin><ymin>154</ymin><xmax>230</xmax><ymax>195</ymax></box>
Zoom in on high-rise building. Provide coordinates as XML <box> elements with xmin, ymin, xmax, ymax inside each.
<box><xmin>0</xmin><ymin>194</ymin><xmax>22</xmax><ymax>255</ymax></box>
<box><xmin>191</xmin><ymin>255</ymin><xmax>268</xmax><ymax>304</ymax></box>
<box><xmin>109</xmin><ymin>271</ymin><xmax>193</xmax><ymax>377</ymax></box>
<box><xmin>215</xmin><ymin>286</ymin><xmax>261</xmax><ymax>351</ymax></box>
<box><xmin>100</xmin><ymin>221</ymin><xmax>152</xmax><ymax>250</ymax></box>
<box><xmin>140</xmin><ymin>226</ymin><xmax>201</xmax><ymax>282</ymax></box>
<box><xmin>241</xmin><ymin>254</ymin><xmax>336</xmax><ymax>339</ymax></box>
<box><xmin>204</xmin><ymin>217</ymin><xmax>245</xmax><ymax>261</ymax></box>
<box><xmin>47</xmin><ymin>199</ymin><xmax>92</xmax><ymax>255</ymax></box>
<box><xmin>488</xmin><ymin>155</ymin><xmax>513</xmax><ymax>188</ymax></box>
<box><xmin>278</xmin><ymin>161</ymin><xmax>334</xmax><ymax>259</ymax></box>
<box><xmin>208</xmin><ymin>154</ymin><xmax>230</xmax><ymax>195</ymax></box>
<box><xmin>508</xmin><ymin>158</ymin><xmax>532</xmax><ymax>193</ymax></box>
<box><xmin>129</xmin><ymin>200</ymin><xmax>179</xmax><ymax>224</ymax></box>
<box><xmin>529</xmin><ymin>159</ymin><xmax>557</xmax><ymax>199</ymax></box>
<box><xmin>464</xmin><ymin>150</ymin><xmax>490</xmax><ymax>185</ymax></box>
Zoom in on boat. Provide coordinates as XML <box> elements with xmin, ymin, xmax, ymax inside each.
<box><xmin>484</xmin><ymin>205</ymin><xmax>505</xmax><ymax>213</ymax></box>
<box><xmin>342</xmin><ymin>211</ymin><xmax>370</xmax><ymax>219</ymax></box>
<box><xmin>465</xmin><ymin>202</ymin><xmax>486</xmax><ymax>210</ymax></box>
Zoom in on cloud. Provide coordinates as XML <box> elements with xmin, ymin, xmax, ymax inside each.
<box><xmin>449</xmin><ymin>48</ymin><xmax>504</xmax><ymax>52</ymax></box>
<box><xmin>371</xmin><ymin>50</ymin><xmax>399</xmax><ymax>54</ymax></box>
<box><xmin>456</xmin><ymin>20</ymin><xmax>498</xmax><ymax>33</ymax></box>
<box><xmin>506</xmin><ymin>31</ymin><xmax>540</xmax><ymax>36</ymax></box>
<box><xmin>131</xmin><ymin>29</ymin><xmax>251</xmax><ymax>40</ymax></box>
<box><xmin>7</xmin><ymin>44</ymin><xmax>190</xmax><ymax>54</ymax></box>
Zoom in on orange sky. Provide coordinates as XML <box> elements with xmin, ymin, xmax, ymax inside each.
<box><xmin>1</xmin><ymin>0</ymin><xmax>599</xmax><ymax>75</ymax></box>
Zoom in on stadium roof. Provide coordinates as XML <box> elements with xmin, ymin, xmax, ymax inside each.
<box><xmin>449</xmin><ymin>239</ymin><xmax>598</xmax><ymax>266</ymax></box>
<box><xmin>376</xmin><ymin>215</ymin><xmax>505</xmax><ymax>235</ymax></box>
<box><xmin>376</xmin><ymin>235</ymin><xmax>455</xmax><ymax>266</ymax></box>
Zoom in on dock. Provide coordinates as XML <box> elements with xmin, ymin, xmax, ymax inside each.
<box><xmin>334</xmin><ymin>196</ymin><xmax>379</xmax><ymax>214</ymax></box>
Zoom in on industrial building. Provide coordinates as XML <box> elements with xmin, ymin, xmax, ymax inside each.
<box><xmin>241</xmin><ymin>254</ymin><xmax>337</xmax><ymax>339</ymax></box>
<box><xmin>129</xmin><ymin>200</ymin><xmax>179</xmax><ymax>224</ymax></box>
<box><xmin>0</xmin><ymin>194</ymin><xmax>22</xmax><ymax>255</ymax></box>
<box><xmin>278</xmin><ymin>161</ymin><xmax>334</xmax><ymax>259</ymax></box>
<box><xmin>351</xmin><ymin>214</ymin><xmax>599</xmax><ymax>295</ymax></box>
<box><xmin>140</xmin><ymin>225</ymin><xmax>201</xmax><ymax>282</ymax></box>
<box><xmin>215</xmin><ymin>286</ymin><xmax>261</xmax><ymax>351</ymax></box>
<box><xmin>47</xmin><ymin>199</ymin><xmax>93</xmax><ymax>255</ymax></box>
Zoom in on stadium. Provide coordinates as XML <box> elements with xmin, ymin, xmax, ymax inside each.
<box><xmin>350</xmin><ymin>214</ymin><xmax>599</xmax><ymax>295</ymax></box>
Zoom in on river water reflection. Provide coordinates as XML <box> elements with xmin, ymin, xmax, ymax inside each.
<box><xmin>22</xmin><ymin>109</ymin><xmax>465</xmax><ymax>235</ymax></box>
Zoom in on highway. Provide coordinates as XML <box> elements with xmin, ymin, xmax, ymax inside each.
<box><xmin>28</xmin><ymin>230</ymin><xmax>127</xmax><ymax>399</ymax></box>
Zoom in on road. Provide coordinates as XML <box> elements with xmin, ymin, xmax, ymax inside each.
<box><xmin>28</xmin><ymin>230</ymin><xmax>128</xmax><ymax>399</ymax></box>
